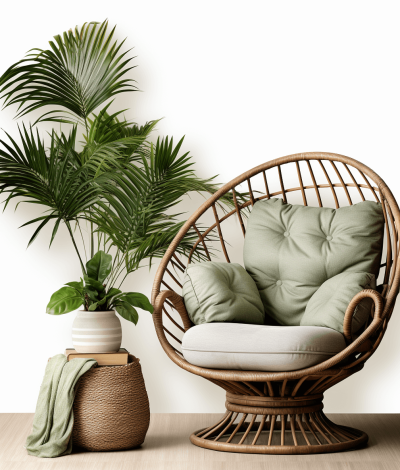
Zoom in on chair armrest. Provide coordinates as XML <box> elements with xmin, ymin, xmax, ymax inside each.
<box><xmin>153</xmin><ymin>290</ymin><xmax>193</xmax><ymax>332</ymax></box>
<box><xmin>343</xmin><ymin>288</ymin><xmax>384</xmax><ymax>343</ymax></box>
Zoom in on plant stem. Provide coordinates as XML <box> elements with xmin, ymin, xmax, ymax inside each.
<box><xmin>66</xmin><ymin>220</ymin><xmax>86</xmax><ymax>275</ymax></box>
<box><xmin>109</xmin><ymin>250</ymin><xmax>121</xmax><ymax>282</ymax></box>
<box><xmin>108</xmin><ymin>252</ymin><xmax>125</xmax><ymax>288</ymax></box>
<box><xmin>117</xmin><ymin>272</ymin><xmax>129</xmax><ymax>289</ymax></box>
<box><xmin>77</xmin><ymin>222</ymin><xmax>88</xmax><ymax>263</ymax></box>
<box><xmin>90</xmin><ymin>220</ymin><xmax>94</xmax><ymax>258</ymax></box>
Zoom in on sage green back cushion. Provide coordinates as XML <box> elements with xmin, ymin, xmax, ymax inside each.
<box><xmin>244</xmin><ymin>198</ymin><xmax>384</xmax><ymax>327</ymax></box>
<box><xmin>182</xmin><ymin>262</ymin><xmax>265</xmax><ymax>325</ymax></box>
<box><xmin>301</xmin><ymin>271</ymin><xmax>376</xmax><ymax>333</ymax></box>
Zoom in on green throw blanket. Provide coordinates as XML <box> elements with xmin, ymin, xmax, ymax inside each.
<box><xmin>25</xmin><ymin>354</ymin><xmax>97</xmax><ymax>458</ymax></box>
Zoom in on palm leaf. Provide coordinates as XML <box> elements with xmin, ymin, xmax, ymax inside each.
<box><xmin>85</xmin><ymin>103</ymin><xmax>158</xmax><ymax>145</ymax></box>
<box><xmin>0</xmin><ymin>20</ymin><xmax>136</xmax><ymax>125</ymax></box>
<box><xmin>0</xmin><ymin>125</ymin><xmax>107</xmax><ymax>246</ymax></box>
<box><xmin>90</xmin><ymin>136</ymin><xmax>233</xmax><ymax>273</ymax></box>
<box><xmin>81</xmin><ymin>103</ymin><xmax>156</xmax><ymax>172</ymax></box>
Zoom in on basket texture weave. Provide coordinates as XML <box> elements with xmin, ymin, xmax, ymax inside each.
<box><xmin>72</xmin><ymin>354</ymin><xmax>150</xmax><ymax>451</ymax></box>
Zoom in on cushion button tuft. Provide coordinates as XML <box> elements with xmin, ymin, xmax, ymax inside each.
<box><xmin>283</xmin><ymin>231</ymin><xmax>289</xmax><ymax>237</ymax></box>
<box><xmin>276</xmin><ymin>280</ymin><xmax>282</xmax><ymax>286</ymax></box>
<box><xmin>326</xmin><ymin>235</ymin><xmax>333</xmax><ymax>241</ymax></box>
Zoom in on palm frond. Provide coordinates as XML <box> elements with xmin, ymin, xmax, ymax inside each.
<box><xmin>85</xmin><ymin>103</ymin><xmax>158</xmax><ymax>144</ymax></box>
<box><xmin>90</xmin><ymin>136</ymin><xmax>232</xmax><ymax>272</ymax></box>
<box><xmin>118</xmin><ymin>119</ymin><xmax>159</xmax><ymax>139</ymax></box>
<box><xmin>50</xmin><ymin>120</ymin><xmax>141</xmax><ymax>179</ymax></box>
<box><xmin>0</xmin><ymin>20</ymin><xmax>136</xmax><ymax>125</ymax></box>
<box><xmin>81</xmin><ymin>104</ymin><xmax>155</xmax><ymax>170</ymax></box>
<box><xmin>126</xmin><ymin>224</ymin><xmax>216</xmax><ymax>271</ymax></box>
<box><xmin>0</xmin><ymin>125</ymin><xmax>106</xmax><ymax>246</ymax></box>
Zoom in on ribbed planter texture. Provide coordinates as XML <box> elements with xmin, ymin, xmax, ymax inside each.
<box><xmin>72</xmin><ymin>310</ymin><xmax>122</xmax><ymax>353</ymax></box>
<box><xmin>72</xmin><ymin>355</ymin><xmax>150</xmax><ymax>451</ymax></box>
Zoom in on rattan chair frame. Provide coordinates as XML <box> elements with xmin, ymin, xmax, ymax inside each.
<box><xmin>151</xmin><ymin>152</ymin><xmax>400</xmax><ymax>454</ymax></box>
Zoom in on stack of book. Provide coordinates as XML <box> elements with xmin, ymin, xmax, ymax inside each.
<box><xmin>64</xmin><ymin>348</ymin><xmax>129</xmax><ymax>366</ymax></box>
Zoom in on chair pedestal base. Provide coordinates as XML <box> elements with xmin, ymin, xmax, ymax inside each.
<box><xmin>190</xmin><ymin>393</ymin><xmax>368</xmax><ymax>454</ymax></box>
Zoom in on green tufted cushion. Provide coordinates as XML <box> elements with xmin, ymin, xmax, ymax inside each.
<box><xmin>182</xmin><ymin>262</ymin><xmax>265</xmax><ymax>325</ymax></box>
<box><xmin>301</xmin><ymin>271</ymin><xmax>376</xmax><ymax>333</ymax></box>
<box><xmin>243</xmin><ymin>198</ymin><xmax>384</xmax><ymax>326</ymax></box>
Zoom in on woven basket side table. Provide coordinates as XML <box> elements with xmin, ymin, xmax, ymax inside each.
<box><xmin>72</xmin><ymin>354</ymin><xmax>150</xmax><ymax>451</ymax></box>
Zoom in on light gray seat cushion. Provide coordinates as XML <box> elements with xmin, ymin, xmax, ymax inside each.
<box><xmin>243</xmin><ymin>198</ymin><xmax>384</xmax><ymax>327</ymax></box>
<box><xmin>182</xmin><ymin>323</ymin><xmax>346</xmax><ymax>372</ymax></box>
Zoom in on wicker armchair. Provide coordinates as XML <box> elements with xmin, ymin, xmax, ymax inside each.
<box><xmin>151</xmin><ymin>152</ymin><xmax>399</xmax><ymax>454</ymax></box>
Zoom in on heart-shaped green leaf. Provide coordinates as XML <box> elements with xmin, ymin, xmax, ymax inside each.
<box><xmin>119</xmin><ymin>292</ymin><xmax>153</xmax><ymax>313</ymax></box>
<box><xmin>87</xmin><ymin>288</ymin><xmax>123</xmax><ymax>312</ymax></box>
<box><xmin>64</xmin><ymin>279</ymin><xmax>84</xmax><ymax>294</ymax></box>
<box><xmin>107</xmin><ymin>287</ymin><xmax>122</xmax><ymax>298</ymax></box>
<box><xmin>84</xmin><ymin>275</ymin><xmax>106</xmax><ymax>293</ymax></box>
<box><xmin>103</xmin><ymin>288</ymin><xmax>121</xmax><ymax>306</ymax></box>
<box><xmin>115</xmin><ymin>301</ymin><xmax>139</xmax><ymax>325</ymax></box>
<box><xmin>84</xmin><ymin>286</ymin><xmax>99</xmax><ymax>301</ymax></box>
<box><xmin>46</xmin><ymin>287</ymin><xmax>83</xmax><ymax>315</ymax></box>
<box><xmin>86</xmin><ymin>250</ymin><xmax>112</xmax><ymax>283</ymax></box>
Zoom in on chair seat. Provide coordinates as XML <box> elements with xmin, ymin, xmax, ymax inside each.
<box><xmin>182</xmin><ymin>323</ymin><xmax>346</xmax><ymax>372</ymax></box>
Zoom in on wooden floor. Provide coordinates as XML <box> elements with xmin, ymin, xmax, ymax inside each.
<box><xmin>1</xmin><ymin>414</ymin><xmax>400</xmax><ymax>470</ymax></box>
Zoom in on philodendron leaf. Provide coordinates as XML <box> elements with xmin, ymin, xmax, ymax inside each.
<box><xmin>46</xmin><ymin>287</ymin><xmax>83</xmax><ymax>315</ymax></box>
<box><xmin>84</xmin><ymin>286</ymin><xmax>99</xmax><ymax>301</ymax></box>
<box><xmin>86</xmin><ymin>250</ymin><xmax>112</xmax><ymax>283</ymax></box>
<box><xmin>107</xmin><ymin>287</ymin><xmax>122</xmax><ymax>298</ymax></box>
<box><xmin>84</xmin><ymin>275</ymin><xmax>106</xmax><ymax>293</ymax></box>
<box><xmin>104</xmin><ymin>288</ymin><xmax>121</xmax><ymax>305</ymax></box>
<box><xmin>115</xmin><ymin>301</ymin><xmax>139</xmax><ymax>325</ymax></box>
<box><xmin>119</xmin><ymin>292</ymin><xmax>154</xmax><ymax>313</ymax></box>
<box><xmin>65</xmin><ymin>279</ymin><xmax>84</xmax><ymax>294</ymax></box>
<box><xmin>99</xmin><ymin>288</ymin><xmax>122</xmax><ymax>311</ymax></box>
<box><xmin>88</xmin><ymin>288</ymin><xmax>122</xmax><ymax>312</ymax></box>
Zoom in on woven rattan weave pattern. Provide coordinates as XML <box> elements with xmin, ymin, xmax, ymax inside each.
<box><xmin>72</xmin><ymin>355</ymin><xmax>150</xmax><ymax>451</ymax></box>
<box><xmin>151</xmin><ymin>152</ymin><xmax>400</xmax><ymax>454</ymax></box>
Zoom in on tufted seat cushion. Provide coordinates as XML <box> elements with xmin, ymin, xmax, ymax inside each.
<box><xmin>243</xmin><ymin>198</ymin><xmax>384</xmax><ymax>326</ymax></box>
<box><xmin>182</xmin><ymin>323</ymin><xmax>346</xmax><ymax>371</ymax></box>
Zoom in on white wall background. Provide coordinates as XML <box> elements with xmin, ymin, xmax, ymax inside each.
<box><xmin>0</xmin><ymin>0</ymin><xmax>399</xmax><ymax>413</ymax></box>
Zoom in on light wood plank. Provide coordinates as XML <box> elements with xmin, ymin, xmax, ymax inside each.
<box><xmin>0</xmin><ymin>414</ymin><xmax>399</xmax><ymax>470</ymax></box>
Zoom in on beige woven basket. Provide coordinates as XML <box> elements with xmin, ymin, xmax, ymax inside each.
<box><xmin>72</xmin><ymin>354</ymin><xmax>150</xmax><ymax>451</ymax></box>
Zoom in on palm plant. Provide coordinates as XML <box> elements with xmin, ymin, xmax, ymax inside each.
<box><xmin>0</xmin><ymin>20</ymin><xmax>233</xmax><ymax>325</ymax></box>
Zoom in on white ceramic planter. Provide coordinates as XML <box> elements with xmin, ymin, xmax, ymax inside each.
<box><xmin>72</xmin><ymin>310</ymin><xmax>122</xmax><ymax>353</ymax></box>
